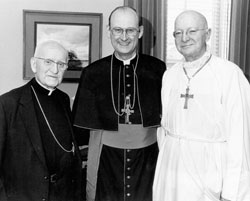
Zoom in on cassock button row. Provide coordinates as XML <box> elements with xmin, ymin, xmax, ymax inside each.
<box><xmin>127</xmin><ymin>167</ymin><xmax>131</xmax><ymax>171</ymax></box>
<box><xmin>127</xmin><ymin>158</ymin><xmax>131</xmax><ymax>162</ymax></box>
<box><xmin>127</xmin><ymin>149</ymin><xmax>131</xmax><ymax>152</ymax></box>
<box><xmin>126</xmin><ymin>74</ymin><xmax>130</xmax><ymax>77</ymax></box>
<box><xmin>127</xmin><ymin>175</ymin><xmax>131</xmax><ymax>179</ymax></box>
<box><xmin>127</xmin><ymin>184</ymin><xmax>131</xmax><ymax>188</ymax></box>
<box><xmin>126</xmin><ymin>65</ymin><xmax>129</xmax><ymax>69</ymax></box>
<box><xmin>126</xmin><ymin>84</ymin><xmax>131</xmax><ymax>87</ymax></box>
<box><xmin>127</xmin><ymin>193</ymin><xmax>131</xmax><ymax>197</ymax></box>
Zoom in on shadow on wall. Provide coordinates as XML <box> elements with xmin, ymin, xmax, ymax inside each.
<box><xmin>245</xmin><ymin>73</ymin><xmax>250</xmax><ymax>83</ymax></box>
<box><xmin>139</xmin><ymin>16</ymin><xmax>156</xmax><ymax>55</ymax></box>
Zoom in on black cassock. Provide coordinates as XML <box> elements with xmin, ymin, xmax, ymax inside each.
<box><xmin>32</xmin><ymin>79</ymin><xmax>82</xmax><ymax>201</ymax></box>
<box><xmin>73</xmin><ymin>54</ymin><xmax>166</xmax><ymax>201</ymax></box>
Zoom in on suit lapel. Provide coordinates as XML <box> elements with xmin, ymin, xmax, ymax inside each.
<box><xmin>19</xmin><ymin>82</ymin><xmax>47</xmax><ymax>169</ymax></box>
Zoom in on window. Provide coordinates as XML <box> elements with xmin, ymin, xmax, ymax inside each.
<box><xmin>166</xmin><ymin>0</ymin><xmax>231</xmax><ymax>65</ymax></box>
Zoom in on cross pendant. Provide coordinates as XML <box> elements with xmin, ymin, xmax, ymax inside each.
<box><xmin>121</xmin><ymin>96</ymin><xmax>134</xmax><ymax>124</ymax></box>
<box><xmin>180</xmin><ymin>86</ymin><xmax>194</xmax><ymax>109</ymax></box>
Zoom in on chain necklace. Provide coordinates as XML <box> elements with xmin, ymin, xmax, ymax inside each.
<box><xmin>31</xmin><ymin>86</ymin><xmax>74</xmax><ymax>153</ymax></box>
<box><xmin>180</xmin><ymin>54</ymin><xmax>212</xmax><ymax>109</ymax></box>
<box><xmin>110</xmin><ymin>53</ymin><xmax>139</xmax><ymax>116</ymax></box>
<box><xmin>183</xmin><ymin>54</ymin><xmax>212</xmax><ymax>87</ymax></box>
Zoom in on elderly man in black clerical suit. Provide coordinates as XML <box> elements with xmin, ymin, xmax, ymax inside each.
<box><xmin>0</xmin><ymin>40</ymin><xmax>82</xmax><ymax>201</ymax></box>
<box><xmin>73</xmin><ymin>6</ymin><xmax>166</xmax><ymax>201</ymax></box>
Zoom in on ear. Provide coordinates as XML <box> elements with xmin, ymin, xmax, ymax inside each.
<box><xmin>138</xmin><ymin>25</ymin><xmax>144</xmax><ymax>39</ymax></box>
<box><xmin>107</xmin><ymin>25</ymin><xmax>111</xmax><ymax>39</ymax></box>
<box><xmin>30</xmin><ymin>57</ymin><xmax>37</xmax><ymax>73</ymax></box>
<box><xmin>205</xmin><ymin>28</ymin><xmax>212</xmax><ymax>42</ymax></box>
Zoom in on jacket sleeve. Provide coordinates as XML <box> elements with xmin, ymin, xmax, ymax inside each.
<box><xmin>0</xmin><ymin>97</ymin><xmax>8</xmax><ymax>201</ymax></box>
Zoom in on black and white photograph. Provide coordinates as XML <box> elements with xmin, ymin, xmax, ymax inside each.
<box><xmin>0</xmin><ymin>0</ymin><xmax>250</xmax><ymax>201</ymax></box>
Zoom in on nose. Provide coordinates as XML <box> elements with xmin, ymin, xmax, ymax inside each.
<box><xmin>121</xmin><ymin>30</ymin><xmax>129</xmax><ymax>40</ymax></box>
<box><xmin>50</xmin><ymin>63</ymin><xmax>59</xmax><ymax>74</ymax></box>
<box><xmin>181</xmin><ymin>31</ymin><xmax>190</xmax><ymax>42</ymax></box>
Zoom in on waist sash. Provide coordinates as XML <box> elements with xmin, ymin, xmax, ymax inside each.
<box><xmin>165</xmin><ymin>129</ymin><xmax>227</xmax><ymax>143</ymax></box>
<box><xmin>102</xmin><ymin>124</ymin><xmax>157</xmax><ymax>149</ymax></box>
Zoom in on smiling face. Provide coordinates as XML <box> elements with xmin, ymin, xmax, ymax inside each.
<box><xmin>174</xmin><ymin>11</ymin><xmax>211</xmax><ymax>62</ymax></box>
<box><xmin>108</xmin><ymin>7</ymin><xmax>143</xmax><ymax>60</ymax></box>
<box><xmin>30</xmin><ymin>41</ymin><xmax>68</xmax><ymax>90</ymax></box>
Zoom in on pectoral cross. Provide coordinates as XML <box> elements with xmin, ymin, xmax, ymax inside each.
<box><xmin>180</xmin><ymin>86</ymin><xmax>194</xmax><ymax>109</ymax></box>
<box><xmin>121</xmin><ymin>95</ymin><xmax>134</xmax><ymax>124</ymax></box>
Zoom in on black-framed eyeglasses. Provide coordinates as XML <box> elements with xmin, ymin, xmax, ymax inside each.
<box><xmin>34</xmin><ymin>57</ymin><xmax>68</xmax><ymax>71</ymax></box>
<box><xmin>173</xmin><ymin>28</ymin><xmax>208</xmax><ymax>38</ymax></box>
<box><xmin>110</xmin><ymin>27</ymin><xmax>139</xmax><ymax>37</ymax></box>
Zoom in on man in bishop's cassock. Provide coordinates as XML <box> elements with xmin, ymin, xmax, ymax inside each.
<box><xmin>72</xmin><ymin>6</ymin><xmax>166</xmax><ymax>201</ymax></box>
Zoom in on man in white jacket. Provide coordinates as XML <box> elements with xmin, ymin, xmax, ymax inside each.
<box><xmin>153</xmin><ymin>10</ymin><xmax>250</xmax><ymax>201</ymax></box>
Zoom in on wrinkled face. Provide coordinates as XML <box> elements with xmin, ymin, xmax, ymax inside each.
<box><xmin>174</xmin><ymin>12</ymin><xmax>211</xmax><ymax>61</ymax></box>
<box><xmin>108</xmin><ymin>9</ymin><xmax>143</xmax><ymax>60</ymax></box>
<box><xmin>30</xmin><ymin>46</ymin><xmax>68</xmax><ymax>90</ymax></box>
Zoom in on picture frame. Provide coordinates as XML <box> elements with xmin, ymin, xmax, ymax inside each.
<box><xmin>23</xmin><ymin>10</ymin><xmax>102</xmax><ymax>82</ymax></box>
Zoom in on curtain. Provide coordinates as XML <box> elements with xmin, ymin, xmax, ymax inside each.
<box><xmin>124</xmin><ymin>0</ymin><xmax>166</xmax><ymax>61</ymax></box>
<box><xmin>229</xmin><ymin>0</ymin><xmax>250</xmax><ymax>81</ymax></box>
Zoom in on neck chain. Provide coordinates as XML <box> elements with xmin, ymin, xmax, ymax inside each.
<box><xmin>183</xmin><ymin>54</ymin><xmax>212</xmax><ymax>87</ymax></box>
<box><xmin>180</xmin><ymin>54</ymin><xmax>212</xmax><ymax>109</ymax></box>
<box><xmin>110</xmin><ymin>53</ymin><xmax>139</xmax><ymax>116</ymax></box>
<box><xmin>31</xmin><ymin>86</ymin><xmax>74</xmax><ymax>153</ymax></box>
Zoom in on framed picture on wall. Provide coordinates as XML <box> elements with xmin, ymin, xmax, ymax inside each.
<box><xmin>23</xmin><ymin>10</ymin><xmax>102</xmax><ymax>82</ymax></box>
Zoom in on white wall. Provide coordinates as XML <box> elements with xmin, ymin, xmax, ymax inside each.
<box><xmin>0</xmin><ymin>0</ymin><xmax>123</xmax><ymax>101</ymax></box>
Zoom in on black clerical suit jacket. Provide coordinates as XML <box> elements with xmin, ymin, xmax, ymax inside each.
<box><xmin>73</xmin><ymin>54</ymin><xmax>166</xmax><ymax>131</ymax></box>
<box><xmin>0</xmin><ymin>80</ymin><xmax>82</xmax><ymax>201</ymax></box>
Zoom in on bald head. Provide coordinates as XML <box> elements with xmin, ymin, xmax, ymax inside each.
<box><xmin>107</xmin><ymin>6</ymin><xmax>143</xmax><ymax>60</ymax></box>
<box><xmin>174</xmin><ymin>10</ymin><xmax>211</xmax><ymax>61</ymax></box>
<box><xmin>34</xmin><ymin>40</ymin><xmax>68</xmax><ymax>60</ymax></box>
<box><xmin>30</xmin><ymin>40</ymin><xmax>69</xmax><ymax>90</ymax></box>
<box><xmin>175</xmin><ymin>10</ymin><xmax>208</xmax><ymax>29</ymax></box>
<box><xmin>108</xmin><ymin>6</ymin><xmax>140</xmax><ymax>27</ymax></box>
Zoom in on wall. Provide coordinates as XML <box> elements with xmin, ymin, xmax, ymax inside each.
<box><xmin>0</xmin><ymin>0</ymin><xmax>123</xmax><ymax>101</ymax></box>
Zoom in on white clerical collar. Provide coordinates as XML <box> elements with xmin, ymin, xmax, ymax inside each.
<box><xmin>114</xmin><ymin>53</ymin><xmax>136</xmax><ymax>65</ymax></box>
<box><xmin>183</xmin><ymin>51</ymin><xmax>211</xmax><ymax>69</ymax></box>
<box><xmin>35</xmin><ymin>78</ymin><xmax>55</xmax><ymax>96</ymax></box>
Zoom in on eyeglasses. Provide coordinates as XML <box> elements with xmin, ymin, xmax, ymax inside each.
<box><xmin>34</xmin><ymin>57</ymin><xmax>68</xmax><ymax>71</ymax></box>
<box><xmin>110</xmin><ymin>27</ymin><xmax>139</xmax><ymax>37</ymax></box>
<box><xmin>173</xmin><ymin>28</ymin><xmax>208</xmax><ymax>39</ymax></box>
